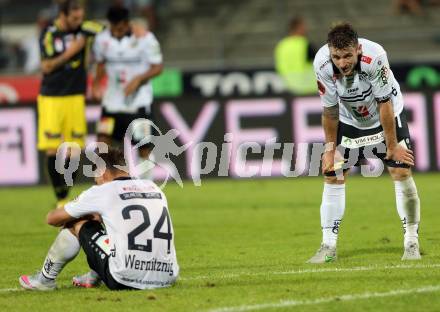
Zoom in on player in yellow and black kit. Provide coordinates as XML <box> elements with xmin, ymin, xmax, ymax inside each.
<box><xmin>38</xmin><ymin>0</ymin><xmax>103</xmax><ymax>206</ymax></box>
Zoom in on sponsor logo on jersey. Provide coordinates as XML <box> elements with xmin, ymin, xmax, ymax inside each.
<box><xmin>377</xmin><ymin>65</ymin><xmax>389</xmax><ymax>86</ymax></box>
<box><xmin>319</xmin><ymin>59</ymin><xmax>331</xmax><ymax>70</ymax></box>
<box><xmin>361</xmin><ymin>55</ymin><xmax>372</xmax><ymax>64</ymax></box>
<box><xmin>349</xmin><ymin>104</ymin><xmax>378</xmax><ymax>121</ymax></box>
<box><xmin>347</xmin><ymin>87</ymin><xmax>359</xmax><ymax>94</ymax></box>
<box><xmin>317</xmin><ymin>80</ymin><xmax>325</xmax><ymax>95</ymax></box>
<box><xmin>119</xmin><ymin>192</ymin><xmax>162</xmax><ymax>200</ymax></box>
<box><xmin>354</xmin><ymin>105</ymin><xmax>370</xmax><ymax>118</ymax></box>
<box><xmin>122</xmin><ymin>185</ymin><xmax>154</xmax><ymax>192</ymax></box>
<box><xmin>341</xmin><ymin>131</ymin><xmax>384</xmax><ymax>148</ymax></box>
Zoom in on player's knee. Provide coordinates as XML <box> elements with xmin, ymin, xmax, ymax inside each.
<box><xmin>324</xmin><ymin>175</ymin><xmax>345</xmax><ymax>185</ymax></box>
<box><xmin>389</xmin><ymin>167</ymin><xmax>412</xmax><ymax>181</ymax></box>
<box><xmin>70</xmin><ymin>219</ymin><xmax>89</xmax><ymax>237</ymax></box>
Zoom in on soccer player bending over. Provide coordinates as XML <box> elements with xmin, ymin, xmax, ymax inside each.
<box><xmin>19</xmin><ymin>147</ymin><xmax>179</xmax><ymax>290</ymax></box>
<box><xmin>308</xmin><ymin>23</ymin><xmax>421</xmax><ymax>263</ymax></box>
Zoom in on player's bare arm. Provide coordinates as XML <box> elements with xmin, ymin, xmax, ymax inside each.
<box><xmin>46</xmin><ymin>208</ymin><xmax>76</xmax><ymax>227</ymax></box>
<box><xmin>47</xmin><ymin>207</ymin><xmax>101</xmax><ymax>227</ymax></box>
<box><xmin>322</xmin><ymin>105</ymin><xmax>339</xmax><ymax>173</ymax></box>
<box><xmin>41</xmin><ymin>36</ymin><xmax>86</xmax><ymax>74</ymax></box>
<box><xmin>124</xmin><ymin>63</ymin><xmax>163</xmax><ymax>96</ymax></box>
<box><xmin>92</xmin><ymin>62</ymin><xmax>106</xmax><ymax>101</ymax></box>
<box><xmin>378</xmin><ymin>100</ymin><xmax>414</xmax><ymax>166</ymax></box>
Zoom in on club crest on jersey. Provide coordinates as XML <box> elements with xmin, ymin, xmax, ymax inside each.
<box><xmin>54</xmin><ymin>38</ymin><xmax>64</xmax><ymax>53</ymax></box>
<box><xmin>317</xmin><ymin>80</ymin><xmax>325</xmax><ymax>95</ymax></box>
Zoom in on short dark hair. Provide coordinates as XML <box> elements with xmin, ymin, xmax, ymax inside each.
<box><xmin>59</xmin><ymin>0</ymin><xmax>83</xmax><ymax>16</ymax></box>
<box><xmin>97</xmin><ymin>147</ymin><xmax>127</xmax><ymax>173</ymax></box>
<box><xmin>327</xmin><ymin>22</ymin><xmax>358</xmax><ymax>49</ymax></box>
<box><xmin>289</xmin><ymin>16</ymin><xmax>304</xmax><ymax>32</ymax></box>
<box><xmin>106</xmin><ymin>6</ymin><xmax>130</xmax><ymax>24</ymax></box>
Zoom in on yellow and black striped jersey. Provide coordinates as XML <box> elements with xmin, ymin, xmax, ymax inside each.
<box><xmin>39</xmin><ymin>20</ymin><xmax>104</xmax><ymax>96</ymax></box>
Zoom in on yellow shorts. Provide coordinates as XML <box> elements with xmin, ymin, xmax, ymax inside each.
<box><xmin>37</xmin><ymin>94</ymin><xmax>86</xmax><ymax>151</ymax></box>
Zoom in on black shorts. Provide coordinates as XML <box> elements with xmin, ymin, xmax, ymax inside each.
<box><xmin>78</xmin><ymin>221</ymin><xmax>133</xmax><ymax>290</ymax></box>
<box><xmin>97</xmin><ymin>107</ymin><xmax>156</xmax><ymax>148</ymax></box>
<box><xmin>325</xmin><ymin>112</ymin><xmax>412</xmax><ymax>176</ymax></box>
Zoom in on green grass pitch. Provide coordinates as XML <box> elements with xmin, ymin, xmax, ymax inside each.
<box><xmin>1</xmin><ymin>174</ymin><xmax>440</xmax><ymax>311</ymax></box>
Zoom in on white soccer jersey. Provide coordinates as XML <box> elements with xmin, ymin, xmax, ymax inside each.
<box><xmin>93</xmin><ymin>30</ymin><xmax>163</xmax><ymax>113</ymax></box>
<box><xmin>65</xmin><ymin>178</ymin><xmax>179</xmax><ymax>289</ymax></box>
<box><xmin>313</xmin><ymin>38</ymin><xmax>404</xmax><ymax>129</ymax></box>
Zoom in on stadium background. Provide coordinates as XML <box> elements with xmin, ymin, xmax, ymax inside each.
<box><xmin>1</xmin><ymin>0</ymin><xmax>440</xmax><ymax>185</ymax></box>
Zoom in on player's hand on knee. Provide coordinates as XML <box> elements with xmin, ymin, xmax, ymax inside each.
<box><xmin>322</xmin><ymin>150</ymin><xmax>336</xmax><ymax>174</ymax></box>
<box><xmin>322</xmin><ymin>150</ymin><xmax>346</xmax><ymax>174</ymax></box>
<box><xmin>386</xmin><ymin>144</ymin><xmax>414</xmax><ymax>166</ymax></box>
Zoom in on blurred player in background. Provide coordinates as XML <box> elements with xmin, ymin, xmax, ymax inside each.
<box><xmin>92</xmin><ymin>5</ymin><xmax>163</xmax><ymax>180</ymax></box>
<box><xmin>38</xmin><ymin>0</ymin><xmax>103</xmax><ymax>206</ymax></box>
<box><xmin>308</xmin><ymin>23</ymin><xmax>421</xmax><ymax>263</ymax></box>
<box><xmin>274</xmin><ymin>16</ymin><xmax>316</xmax><ymax>95</ymax></box>
<box><xmin>19</xmin><ymin>147</ymin><xmax>179</xmax><ymax>291</ymax></box>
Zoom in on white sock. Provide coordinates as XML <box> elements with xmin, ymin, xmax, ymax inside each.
<box><xmin>40</xmin><ymin>228</ymin><xmax>80</xmax><ymax>280</ymax></box>
<box><xmin>394</xmin><ymin>177</ymin><xmax>420</xmax><ymax>245</ymax></box>
<box><xmin>320</xmin><ymin>183</ymin><xmax>346</xmax><ymax>248</ymax></box>
<box><xmin>138</xmin><ymin>153</ymin><xmax>155</xmax><ymax>180</ymax></box>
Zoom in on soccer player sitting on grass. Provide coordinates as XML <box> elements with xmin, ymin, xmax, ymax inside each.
<box><xmin>19</xmin><ymin>147</ymin><xmax>179</xmax><ymax>290</ymax></box>
<box><xmin>308</xmin><ymin>22</ymin><xmax>421</xmax><ymax>263</ymax></box>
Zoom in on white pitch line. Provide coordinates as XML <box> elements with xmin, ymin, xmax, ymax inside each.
<box><xmin>180</xmin><ymin>263</ymin><xmax>440</xmax><ymax>281</ymax></box>
<box><xmin>208</xmin><ymin>285</ymin><xmax>440</xmax><ymax>312</ymax></box>
<box><xmin>0</xmin><ymin>288</ymin><xmax>21</xmax><ymax>293</ymax></box>
<box><xmin>1</xmin><ymin>264</ymin><xmax>440</xmax><ymax>293</ymax></box>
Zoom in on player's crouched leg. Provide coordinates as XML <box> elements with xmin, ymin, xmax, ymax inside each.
<box><xmin>71</xmin><ymin>220</ymin><xmax>134</xmax><ymax>290</ymax></box>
